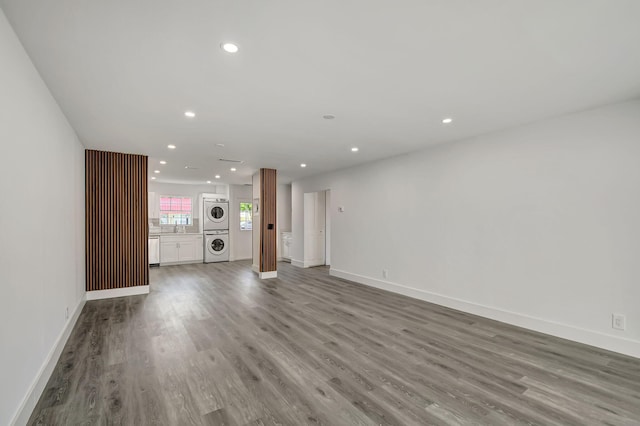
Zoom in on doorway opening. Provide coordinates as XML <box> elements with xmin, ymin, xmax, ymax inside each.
<box><xmin>303</xmin><ymin>189</ymin><xmax>330</xmax><ymax>267</ymax></box>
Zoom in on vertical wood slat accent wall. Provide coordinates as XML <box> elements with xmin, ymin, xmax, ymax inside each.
<box><xmin>85</xmin><ymin>150</ymin><xmax>149</xmax><ymax>291</ymax></box>
<box><xmin>260</xmin><ymin>168</ymin><xmax>277</xmax><ymax>273</ymax></box>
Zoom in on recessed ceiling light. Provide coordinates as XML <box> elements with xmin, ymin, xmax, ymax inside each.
<box><xmin>154</xmin><ymin>170</ymin><xmax>160</xmax><ymax>174</ymax></box>
<box><xmin>221</xmin><ymin>43</ymin><xmax>239</xmax><ymax>53</ymax></box>
<box><xmin>216</xmin><ymin>143</ymin><xmax>225</xmax><ymax>147</ymax></box>
<box><xmin>442</xmin><ymin>117</ymin><xmax>453</xmax><ymax>124</ymax></box>
<box><xmin>185</xmin><ymin>111</ymin><xmax>195</xmax><ymax>118</ymax></box>
<box><xmin>230</xmin><ymin>167</ymin><xmax>237</xmax><ymax>172</ymax></box>
<box><xmin>351</xmin><ymin>147</ymin><xmax>359</xmax><ymax>152</ymax></box>
<box><xmin>159</xmin><ymin>160</ymin><xmax>167</xmax><ymax>165</ymax></box>
<box><xmin>206</xmin><ymin>180</ymin><xmax>212</xmax><ymax>184</ymax></box>
<box><xmin>167</xmin><ymin>144</ymin><xmax>176</xmax><ymax>149</ymax></box>
<box><xmin>300</xmin><ymin>163</ymin><xmax>307</xmax><ymax>168</ymax></box>
<box><xmin>151</xmin><ymin>177</ymin><xmax>156</xmax><ymax>180</ymax></box>
<box><xmin>215</xmin><ymin>175</ymin><xmax>221</xmax><ymax>179</ymax></box>
<box><xmin>323</xmin><ymin>114</ymin><xmax>336</xmax><ymax>120</ymax></box>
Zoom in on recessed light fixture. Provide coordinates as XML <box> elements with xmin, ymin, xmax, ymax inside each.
<box><xmin>442</xmin><ymin>117</ymin><xmax>453</xmax><ymax>124</ymax></box>
<box><xmin>300</xmin><ymin>163</ymin><xmax>307</xmax><ymax>168</ymax></box>
<box><xmin>215</xmin><ymin>175</ymin><xmax>221</xmax><ymax>179</ymax></box>
<box><xmin>185</xmin><ymin>111</ymin><xmax>195</xmax><ymax>118</ymax></box>
<box><xmin>206</xmin><ymin>180</ymin><xmax>212</xmax><ymax>184</ymax></box>
<box><xmin>167</xmin><ymin>144</ymin><xmax>176</xmax><ymax>149</ymax></box>
<box><xmin>216</xmin><ymin>143</ymin><xmax>225</xmax><ymax>147</ymax></box>
<box><xmin>159</xmin><ymin>160</ymin><xmax>167</xmax><ymax>165</ymax></box>
<box><xmin>230</xmin><ymin>167</ymin><xmax>237</xmax><ymax>172</ymax></box>
<box><xmin>221</xmin><ymin>43</ymin><xmax>239</xmax><ymax>53</ymax></box>
<box><xmin>151</xmin><ymin>177</ymin><xmax>156</xmax><ymax>180</ymax></box>
<box><xmin>323</xmin><ymin>114</ymin><xmax>336</xmax><ymax>120</ymax></box>
<box><xmin>154</xmin><ymin>170</ymin><xmax>160</xmax><ymax>174</ymax></box>
<box><xmin>351</xmin><ymin>147</ymin><xmax>359</xmax><ymax>152</ymax></box>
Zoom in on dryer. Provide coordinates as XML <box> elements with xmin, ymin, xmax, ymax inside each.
<box><xmin>203</xmin><ymin>198</ymin><xmax>229</xmax><ymax>230</ymax></box>
<box><xmin>204</xmin><ymin>230</ymin><xmax>229</xmax><ymax>263</ymax></box>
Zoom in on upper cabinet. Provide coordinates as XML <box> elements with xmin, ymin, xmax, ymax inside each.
<box><xmin>148</xmin><ymin>192</ymin><xmax>159</xmax><ymax>219</ymax></box>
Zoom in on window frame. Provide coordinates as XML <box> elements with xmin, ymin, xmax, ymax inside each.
<box><xmin>239</xmin><ymin>201</ymin><xmax>253</xmax><ymax>231</ymax></box>
<box><xmin>158</xmin><ymin>195</ymin><xmax>194</xmax><ymax>226</ymax></box>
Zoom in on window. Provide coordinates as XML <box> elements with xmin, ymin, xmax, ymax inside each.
<box><xmin>240</xmin><ymin>202</ymin><xmax>252</xmax><ymax>230</ymax></box>
<box><xmin>159</xmin><ymin>196</ymin><xmax>193</xmax><ymax>225</ymax></box>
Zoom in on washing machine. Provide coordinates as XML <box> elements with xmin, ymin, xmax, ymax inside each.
<box><xmin>204</xmin><ymin>230</ymin><xmax>229</xmax><ymax>263</ymax></box>
<box><xmin>203</xmin><ymin>198</ymin><xmax>229</xmax><ymax>230</ymax></box>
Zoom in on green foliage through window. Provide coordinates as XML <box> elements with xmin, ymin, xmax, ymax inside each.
<box><xmin>240</xmin><ymin>202</ymin><xmax>252</xmax><ymax>230</ymax></box>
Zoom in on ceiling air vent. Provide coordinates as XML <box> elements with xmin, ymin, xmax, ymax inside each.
<box><xmin>218</xmin><ymin>158</ymin><xmax>244</xmax><ymax>163</ymax></box>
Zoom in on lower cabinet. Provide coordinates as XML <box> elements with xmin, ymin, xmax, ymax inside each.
<box><xmin>160</xmin><ymin>235</ymin><xmax>203</xmax><ymax>265</ymax></box>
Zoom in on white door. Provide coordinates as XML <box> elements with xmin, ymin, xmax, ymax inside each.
<box><xmin>303</xmin><ymin>191</ymin><xmax>326</xmax><ymax>267</ymax></box>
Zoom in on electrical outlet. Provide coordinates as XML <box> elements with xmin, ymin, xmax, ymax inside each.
<box><xmin>65</xmin><ymin>307</ymin><xmax>69</xmax><ymax>320</ymax></box>
<box><xmin>382</xmin><ymin>269</ymin><xmax>388</xmax><ymax>279</ymax></box>
<box><xmin>612</xmin><ymin>313</ymin><xmax>626</xmax><ymax>331</ymax></box>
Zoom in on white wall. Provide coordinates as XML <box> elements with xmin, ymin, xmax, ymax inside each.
<box><xmin>229</xmin><ymin>184</ymin><xmax>252</xmax><ymax>260</ymax></box>
<box><xmin>292</xmin><ymin>100</ymin><xmax>640</xmax><ymax>358</ymax></box>
<box><xmin>252</xmin><ymin>172</ymin><xmax>261</xmax><ymax>271</ymax></box>
<box><xmin>0</xmin><ymin>9</ymin><xmax>86</xmax><ymax>425</ymax></box>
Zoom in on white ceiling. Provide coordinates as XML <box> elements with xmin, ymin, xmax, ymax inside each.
<box><xmin>2</xmin><ymin>0</ymin><xmax>640</xmax><ymax>185</ymax></box>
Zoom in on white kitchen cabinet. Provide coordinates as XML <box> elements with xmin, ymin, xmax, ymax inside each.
<box><xmin>160</xmin><ymin>234</ymin><xmax>203</xmax><ymax>264</ymax></box>
<box><xmin>160</xmin><ymin>240</ymin><xmax>179</xmax><ymax>263</ymax></box>
<box><xmin>148</xmin><ymin>191</ymin><xmax>159</xmax><ymax>219</ymax></box>
<box><xmin>149</xmin><ymin>237</ymin><xmax>160</xmax><ymax>265</ymax></box>
<box><xmin>281</xmin><ymin>232</ymin><xmax>292</xmax><ymax>261</ymax></box>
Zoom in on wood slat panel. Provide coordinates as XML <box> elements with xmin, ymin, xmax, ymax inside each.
<box><xmin>259</xmin><ymin>168</ymin><xmax>277</xmax><ymax>273</ymax></box>
<box><xmin>85</xmin><ymin>150</ymin><xmax>148</xmax><ymax>291</ymax></box>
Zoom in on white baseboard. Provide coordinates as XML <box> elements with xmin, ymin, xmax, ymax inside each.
<box><xmin>291</xmin><ymin>259</ymin><xmax>322</xmax><ymax>268</ymax></box>
<box><xmin>231</xmin><ymin>256</ymin><xmax>251</xmax><ymax>262</ymax></box>
<box><xmin>160</xmin><ymin>259</ymin><xmax>203</xmax><ymax>266</ymax></box>
<box><xmin>86</xmin><ymin>285</ymin><xmax>149</xmax><ymax>301</ymax></box>
<box><xmin>11</xmin><ymin>294</ymin><xmax>87</xmax><ymax>426</ymax></box>
<box><xmin>330</xmin><ymin>268</ymin><xmax>640</xmax><ymax>359</ymax></box>
<box><xmin>252</xmin><ymin>264</ymin><xmax>260</xmax><ymax>273</ymax></box>
<box><xmin>259</xmin><ymin>271</ymin><xmax>278</xmax><ymax>279</ymax></box>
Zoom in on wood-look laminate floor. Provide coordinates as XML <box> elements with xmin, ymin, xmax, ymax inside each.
<box><xmin>29</xmin><ymin>261</ymin><xmax>640</xmax><ymax>425</ymax></box>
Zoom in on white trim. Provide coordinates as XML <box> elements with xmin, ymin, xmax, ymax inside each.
<box><xmin>11</xmin><ymin>295</ymin><xmax>87</xmax><ymax>426</ymax></box>
<box><xmin>291</xmin><ymin>259</ymin><xmax>305</xmax><ymax>268</ymax></box>
<box><xmin>160</xmin><ymin>260</ymin><xmax>203</xmax><ymax>267</ymax></box>
<box><xmin>232</xmin><ymin>256</ymin><xmax>251</xmax><ymax>261</ymax></box>
<box><xmin>330</xmin><ymin>268</ymin><xmax>640</xmax><ymax>359</ymax></box>
<box><xmin>252</xmin><ymin>264</ymin><xmax>260</xmax><ymax>273</ymax></box>
<box><xmin>86</xmin><ymin>285</ymin><xmax>149</xmax><ymax>301</ymax></box>
<box><xmin>259</xmin><ymin>271</ymin><xmax>277</xmax><ymax>279</ymax></box>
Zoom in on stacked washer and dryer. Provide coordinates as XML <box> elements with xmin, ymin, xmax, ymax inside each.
<box><xmin>203</xmin><ymin>197</ymin><xmax>229</xmax><ymax>263</ymax></box>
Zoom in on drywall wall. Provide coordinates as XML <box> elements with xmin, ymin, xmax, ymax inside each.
<box><xmin>0</xmin><ymin>9</ymin><xmax>86</xmax><ymax>424</ymax></box>
<box><xmin>229</xmin><ymin>184</ymin><xmax>253</xmax><ymax>260</ymax></box>
<box><xmin>292</xmin><ymin>99</ymin><xmax>640</xmax><ymax>357</ymax></box>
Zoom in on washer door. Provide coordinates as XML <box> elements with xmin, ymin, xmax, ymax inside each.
<box><xmin>208</xmin><ymin>237</ymin><xmax>228</xmax><ymax>255</ymax></box>
<box><xmin>207</xmin><ymin>204</ymin><xmax>227</xmax><ymax>223</ymax></box>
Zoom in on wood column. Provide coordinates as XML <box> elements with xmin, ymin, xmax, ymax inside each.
<box><xmin>85</xmin><ymin>149</ymin><xmax>149</xmax><ymax>291</ymax></box>
<box><xmin>252</xmin><ymin>168</ymin><xmax>277</xmax><ymax>278</ymax></box>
